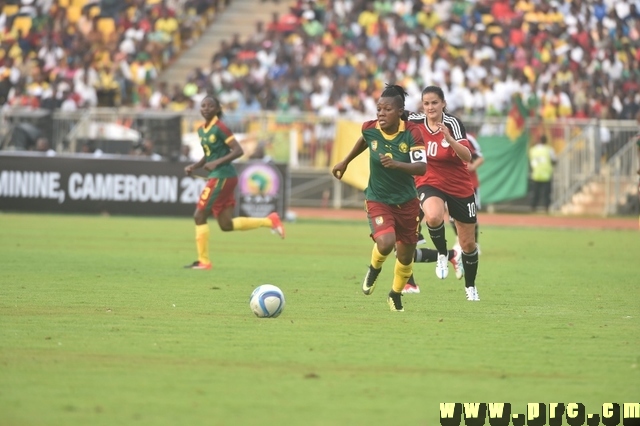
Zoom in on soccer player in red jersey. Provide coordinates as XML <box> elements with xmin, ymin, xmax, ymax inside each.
<box><xmin>332</xmin><ymin>85</ymin><xmax>427</xmax><ymax>311</ymax></box>
<box><xmin>408</xmin><ymin>86</ymin><xmax>481</xmax><ymax>301</ymax></box>
<box><xmin>447</xmin><ymin>132</ymin><xmax>484</xmax><ymax>254</ymax></box>
<box><xmin>183</xmin><ymin>96</ymin><xmax>285</xmax><ymax>270</ymax></box>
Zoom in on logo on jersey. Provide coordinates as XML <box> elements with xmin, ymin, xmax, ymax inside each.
<box><xmin>375</xmin><ymin>216</ymin><xmax>384</xmax><ymax>225</ymax></box>
<box><xmin>371</xmin><ymin>141</ymin><xmax>377</xmax><ymax>151</ymax></box>
<box><xmin>209</xmin><ymin>134</ymin><xmax>217</xmax><ymax>143</ymax></box>
<box><xmin>399</xmin><ymin>142</ymin><xmax>409</xmax><ymax>153</ymax></box>
<box><xmin>441</xmin><ymin>139</ymin><xmax>450</xmax><ymax>148</ymax></box>
<box><xmin>410</xmin><ymin>149</ymin><xmax>426</xmax><ymax>163</ymax></box>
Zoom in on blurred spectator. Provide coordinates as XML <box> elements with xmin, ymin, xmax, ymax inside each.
<box><xmin>135</xmin><ymin>138</ymin><xmax>163</xmax><ymax>160</ymax></box>
<box><xmin>149</xmin><ymin>80</ymin><xmax>171</xmax><ymax>109</ymax></box>
<box><xmin>179</xmin><ymin>143</ymin><xmax>191</xmax><ymax>161</ymax></box>
<box><xmin>529</xmin><ymin>134</ymin><xmax>556</xmax><ymax>212</ymax></box>
<box><xmin>34</xmin><ymin>137</ymin><xmax>56</xmax><ymax>156</ymax></box>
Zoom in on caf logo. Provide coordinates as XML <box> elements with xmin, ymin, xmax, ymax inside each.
<box><xmin>375</xmin><ymin>216</ymin><xmax>384</xmax><ymax>225</ymax></box>
<box><xmin>372</xmin><ymin>141</ymin><xmax>378</xmax><ymax>151</ymax></box>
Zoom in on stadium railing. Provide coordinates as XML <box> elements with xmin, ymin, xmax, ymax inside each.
<box><xmin>0</xmin><ymin>108</ymin><xmax>637</xmax><ymax>215</ymax></box>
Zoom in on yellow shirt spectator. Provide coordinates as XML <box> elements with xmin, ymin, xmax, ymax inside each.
<box><xmin>417</xmin><ymin>9</ymin><xmax>440</xmax><ymax>31</ymax></box>
<box><xmin>515</xmin><ymin>0</ymin><xmax>535</xmax><ymax>13</ymax></box>
<box><xmin>155</xmin><ymin>16</ymin><xmax>178</xmax><ymax>35</ymax></box>
<box><xmin>357</xmin><ymin>8</ymin><xmax>379</xmax><ymax>37</ymax></box>
<box><xmin>228</xmin><ymin>61</ymin><xmax>249</xmax><ymax>79</ymax></box>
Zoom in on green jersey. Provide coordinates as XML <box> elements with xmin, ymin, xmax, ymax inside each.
<box><xmin>362</xmin><ymin>119</ymin><xmax>426</xmax><ymax>205</ymax></box>
<box><xmin>199</xmin><ymin>117</ymin><xmax>237</xmax><ymax>179</ymax></box>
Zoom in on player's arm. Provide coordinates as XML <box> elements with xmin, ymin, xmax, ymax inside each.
<box><xmin>379</xmin><ymin>148</ymin><xmax>426</xmax><ymax>175</ymax></box>
<box><xmin>185</xmin><ymin>156</ymin><xmax>206</xmax><ymax>175</ymax></box>
<box><xmin>204</xmin><ymin>138</ymin><xmax>243</xmax><ymax>171</ymax></box>
<box><xmin>332</xmin><ymin>136</ymin><xmax>367</xmax><ymax>179</ymax></box>
<box><xmin>438</xmin><ymin>119</ymin><xmax>471</xmax><ymax>162</ymax></box>
<box><xmin>468</xmin><ymin>155</ymin><xmax>484</xmax><ymax>172</ymax></box>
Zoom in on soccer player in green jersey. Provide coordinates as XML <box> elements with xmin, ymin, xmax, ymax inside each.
<box><xmin>332</xmin><ymin>85</ymin><xmax>427</xmax><ymax>312</ymax></box>
<box><xmin>184</xmin><ymin>96</ymin><xmax>285</xmax><ymax>270</ymax></box>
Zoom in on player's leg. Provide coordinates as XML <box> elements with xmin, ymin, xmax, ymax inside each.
<box><xmin>210</xmin><ymin>177</ymin><xmax>285</xmax><ymax>238</ymax></box>
<box><xmin>405</xmin><ymin>246</ymin><xmax>463</xmax><ymax>294</ymax></box>
<box><xmin>417</xmin><ymin>208</ymin><xmax>426</xmax><ymax>244</ymax></box>
<box><xmin>231</xmin><ymin>211</ymin><xmax>285</xmax><ymax>238</ymax></box>
<box><xmin>403</xmin><ymin>273</ymin><xmax>420</xmax><ymax>294</ymax></box>
<box><xmin>457</xmin><ymin>222</ymin><xmax>479</xmax><ymax>300</ymax></box>
<box><xmin>388</xmin><ymin>199</ymin><xmax>420</xmax><ymax>311</ymax></box>
<box><xmin>449</xmin><ymin>194</ymin><xmax>480</xmax><ymax>301</ymax></box>
<box><xmin>391</xmin><ymin>242</ymin><xmax>414</xmax><ymax>311</ymax></box>
<box><xmin>186</xmin><ymin>178</ymin><xmax>217</xmax><ymax>269</ymax></box>
<box><xmin>362</xmin><ymin>201</ymin><xmax>395</xmax><ymax>295</ymax></box>
<box><xmin>474</xmin><ymin>188</ymin><xmax>481</xmax><ymax>245</ymax></box>
<box><xmin>410</xmin><ymin>246</ymin><xmax>463</xmax><ymax>282</ymax></box>
<box><xmin>231</xmin><ymin>212</ymin><xmax>284</xmax><ymax>237</ymax></box>
<box><xmin>421</xmin><ymin>194</ymin><xmax>449</xmax><ymax>279</ymax></box>
<box><xmin>402</xmin><ymin>203</ymin><xmax>422</xmax><ymax>294</ymax></box>
<box><xmin>446</xmin><ymin>202</ymin><xmax>458</xmax><ymax>241</ymax></box>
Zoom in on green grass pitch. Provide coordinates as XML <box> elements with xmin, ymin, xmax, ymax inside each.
<box><xmin>0</xmin><ymin>213</ymin><xmax>638</xmax><ymax>426</ymax></box>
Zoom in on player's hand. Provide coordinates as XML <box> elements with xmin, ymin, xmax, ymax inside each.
<box><xmin>332</xmin><ymin>161</ymin><xmax>347</xmax><ymax>179</ymax></box>
<box><xmin>379</xmin><ymin>153</ymin><xmax>395</xmax><ymax>168</ymax></box>
<box><xmin>184</xmin><ymin>165</ymin><xmax>195</xmax><ymax>176</ymax></box>
<box><xmin>436</xmin><ymin>122</ymin><xmax>452</xmax><ymax>140</ymax></box>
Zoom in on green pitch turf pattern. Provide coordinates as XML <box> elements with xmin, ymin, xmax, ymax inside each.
<box><xmin>0</xmin><ymin>213</ymin><xmax>638</xmax><ymax>426</ymax></box>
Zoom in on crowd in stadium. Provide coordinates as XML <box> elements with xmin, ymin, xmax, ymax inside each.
<box><xmin>0</xmin><ymin>0</ymin><xmax>225</xmax><ymax>110</ymax></box>
<box><xmin>1</xmin><ymin>0</ymin><xmax>639</xmax><ymax>122</ymax></box>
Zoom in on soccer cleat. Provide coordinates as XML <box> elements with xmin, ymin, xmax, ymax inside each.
<box><xmin>387</xmin><ymin>291</ymin><xmax>404</xmax><ymax>311</ymax></box>
<box><xmin>451</xmin><ymin>244</ymin><xmax>464</xmax><ymax>280</ymax></box>
<box><xmin>402</xmin><ymin>283</ymin><xmax>421</xmax><ymax>294</ymax></box>
<box><xmin>184</xmin><ymin>260</ymin><xmax>212</xmax><ymax>270</ymax></box>
<box><xmin>268</xmin><ymin>212</ymin><xmax>285</xmax><ymax>239</ymax></box>
<box><xmin>417</xmin><ymin>232</ymin><xmax>426</xmax><ymax>245</ymax></box>
<box><xmin>465</xmin><ymin>286</ymin><xmax>480</xmax><ymax>301</ymax></box>
<box><xmin>362</xmin><ymin>265</ymin><xmax>381</xmax><ymax>295</ymax></box>
<box><xmin>435</xmin><ymin>253</ymin><xmax>449</xmax><ymax>279</ymax></box>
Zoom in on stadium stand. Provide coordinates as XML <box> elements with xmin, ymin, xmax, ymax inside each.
<box><xmin>172</xmin><ymin>0</ymin><xmax>640</xmax><ymax>121</ymax></box>
<box><xmin>0</xmin><ymin>0</ymin><xmax>229</xmax><ymax>108</ymax></box>
<box><xmin>0</xmin><ymin>0</ymin><xmax>638</xmax><ymax>123</ymax></box>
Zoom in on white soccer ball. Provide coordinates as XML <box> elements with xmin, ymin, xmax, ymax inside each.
<box><xmin>249</xmin><ymin>284</ymin><xmax>285</xmax><ymax>318</ymax></box>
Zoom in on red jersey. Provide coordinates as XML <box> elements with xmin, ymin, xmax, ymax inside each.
<box><xmin>409</xmin><ymin>111</ymin><xmax>475</xmax><ymax>198</ymax></box>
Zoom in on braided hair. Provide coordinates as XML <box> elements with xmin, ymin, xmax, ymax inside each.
<box><xmin>202</xmin><ymin>94</ymin><xmax>224</xmax><ymax>118</ymax></box>
<box><xmin>381</xmin><ymin>84</ymin><xmax>409</xmax><ymax>120</ymax></box>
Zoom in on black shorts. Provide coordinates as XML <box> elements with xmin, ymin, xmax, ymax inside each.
<box><xmin>417</xmin><ymin>185</ymin><xmax>477</xmax><ymax>224</ymax></box>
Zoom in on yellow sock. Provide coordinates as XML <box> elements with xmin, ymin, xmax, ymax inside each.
<box><xmin>195</xmin><ymin>224</ymin><xmax>210</xmax><ymax>264</ymax></box>
<box><xmin>232</xmin><ymin>217</ymin><xmax>271</xmax><ymax>231</ymax></box>
<box><xmin>392</xmin><ymin>259</ymin><xmax>413</xmax><ymax>293</ymax></box>
<box><xmin>370</xmin><ymin>243</ymin><xmax>388</xmax><ymax>269</ymax></box>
